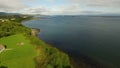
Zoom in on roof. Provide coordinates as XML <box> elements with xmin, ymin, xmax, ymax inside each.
<box><xmin>0</xmin><ymin>44</ymin><xmax>5</xmax><ymax>49</ymax></box>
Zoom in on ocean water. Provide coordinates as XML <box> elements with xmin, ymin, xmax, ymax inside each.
<box><xmin>23</xmin><ymin>16</ymin><xmax>120</xmax><ymax>67</ymax></box>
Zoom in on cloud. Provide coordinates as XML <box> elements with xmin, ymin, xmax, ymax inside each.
<box><xmin>69</xmin><ymin>0</ymin><xmax>120</xmax><ymax>7</ymax></box>
<box><xmin>0</xmin><ymin>0</ymin><xmax>27</xmax><ymax>12</ymax></box>
<box><xmin>88</xmin><ymin>0</ymin><xmax>120</xmax><ymax>7</ymax></box>
<box><xmin>23</xmin><ymin>4</ymin><xmax>81</xmax><ymax>15</ymax></box>
<box><xmin>0</xmin><ymin>0</ymin><xmax>119</xmax><ymax>15</ymax></box>
<box><xmin>47</xmin><ymin>0</ymin><xmax>55</xmax><ymax>2</ymax></box>
<box><xmin>0</xmin><ymin>0</ymin><xmax>80</xmax><ymax>15</ymax></box>
<box><xmin>24</xmin><ymin>6</ymin><xmax>50</xmax><ymax>14</ymax></box>
<box><xmin>23</xmin><ymin>6</ymin><xmax>62</xmax><ymax>15</ymax></box>
<box><xmin>58</xmin><ymin>4</ymin><xmax>81</xmax><ymax>15</ymax></box>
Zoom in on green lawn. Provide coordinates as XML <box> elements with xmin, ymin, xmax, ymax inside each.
<box><xmin>0</xmin><ymin>34</ymin><xmax>36</xmax><ymax>68</ymax></box>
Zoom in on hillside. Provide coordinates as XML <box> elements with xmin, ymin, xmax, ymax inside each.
<box><xmin>0</xmin><ymin>34</ymin><xmax>36</xmax><ymax>68</ymax></box>
<box><xmin>0</xmin><ymin>15</ymin><xmax>72</xmax><ymax>68</ymax></box>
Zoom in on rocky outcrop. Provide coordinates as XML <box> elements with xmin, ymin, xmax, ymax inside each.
<box><xmin>31</xmin><ymin>28</ymin><xmax>40</xmax><ymax>37</ymax></box>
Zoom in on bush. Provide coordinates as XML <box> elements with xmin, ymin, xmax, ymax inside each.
<box><xmin>0</xmin><ymin>21</ymin><xmax>31</xmax><ymax>38</ymax></box>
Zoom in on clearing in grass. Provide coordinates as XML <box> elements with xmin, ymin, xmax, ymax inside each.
<box><xmin>0</xmin><ymin>34</ymin><xmax>36</xmax><ymax>68</ymax></box>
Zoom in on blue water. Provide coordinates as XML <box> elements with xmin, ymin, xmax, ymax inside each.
<box><xmin>23</xmin><ymin>16</ymin><xmax>120</xmax><ymax>67</ymax></box>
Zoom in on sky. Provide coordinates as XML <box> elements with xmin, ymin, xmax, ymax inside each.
<box><xmin>0</xmin><ymin>0</ymin><xmax>120</xmax><ymax>15</ymax></box>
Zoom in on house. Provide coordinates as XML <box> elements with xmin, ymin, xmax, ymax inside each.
<box><xmin>11</xmin><ymin>18</ymin><xmax>16</xmax><ymax>20</ymax></box>
<box><xmin>0</xmin><ymin>19</ymin><xmax>5</xmax><ymax>22</ymax></box>
<box><xmin>0</xmin><ymin>44</ymin><xmax>5</xmax><ymax>53</ymax></box>
<box><xmin>22</xmin><ymin>16</ymin><xmax>27</xmax><ymax>18</ymax></box>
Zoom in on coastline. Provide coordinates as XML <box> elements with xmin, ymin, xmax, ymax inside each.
<box><xmin>22</xmin><ymin>19</ymin><xmax>73</xmax><ymax>68</ymax></box>
<box><xmin>30</xmin><ymin>28</ymin><xmax>74</xmax><ymax>68</ymax></box>
<box><xmin>0</xmin><ymin>15</ymin><xmax>72</xmax><ymax>68</ymax></box>
<box><xmin>29</xmin><ymin>27</ymin><xmax>113</xmax><ymax>68</ymax></box>
<box><xmin>0</xmin><ymin>15</ymin><xmax>117</xmax><ymax>68</ymax></box>
<box><xmin>23</xmin><ymin>18</ymin><xmax>117</xmax><ymax>68</ymax></box>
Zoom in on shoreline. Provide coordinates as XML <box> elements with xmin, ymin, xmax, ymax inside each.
<box><xmin>22</xmin><ymin>19</ymin><xmax>73</xmax><ymax>68</ymax></box>
<box><xmin>31</xmin><ymin>27</ymin><xmax>113</xmax><ymax>68</ymax></box>
<box><xmin>22</xmin><ymin>18</ymin><xmax>116</xmax><ymax>68</ymax></box>
<box><xmin>0</xmin><ymin>15</ymin><xmax>72</xmax><ymax>68</ymax></box>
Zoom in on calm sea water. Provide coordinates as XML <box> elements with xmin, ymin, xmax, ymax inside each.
<box><xmin>23</xmin><ymin>16</ymin><xmax>120</xmax><ymax>67</ymax></box>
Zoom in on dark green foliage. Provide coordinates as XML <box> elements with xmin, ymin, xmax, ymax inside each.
<box><xmin>0</xmin><ymin>14</ymin><xmax>32</xmax><ymax>38</ymax></box>
<box><xmin>0</xmin><ymin>21</ymin><xmax>31</xmax><ymax>38</ymax></box>
<box><xmin>34</xmin><ymin>43</ymin><xmax>71</xmax><ymax>68</ymax></box>
<box><xmin>4</xmin><ymin>45</ymin><xmax>7</xmax><ymax>48</ymax></box>
<box><xmin>0</xmin><ymin>14</ymin><xmax>33</xmax><ymax>22</ymax></box>
<box><xmin>0</xmin><ymin>66</ymin><xmax>8</xmax><ymax>68</ymax></box>
<box><xmin>0</xmin><ymin>15</ymin><xmax>72</xmax><ymax>68</ymax></box>
<box><xmin>30</xmin><ymin>36</ymin><xmax>71</xmax><ymax>68</ymax></box>
<box><xmin>46</xmin><ymin>47</ymin><xmax>71</xmax><ymax>68</ymax></box>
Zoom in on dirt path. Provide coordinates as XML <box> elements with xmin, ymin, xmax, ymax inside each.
<box><xmin>0</xmin><ymin>48</ymin><xmax>5</xmax><ymax>54</ymax></box>
<box><xmin>0</xmin><ymin>48</ymin><xmax>13</xmax><ymax>54</ymax></box>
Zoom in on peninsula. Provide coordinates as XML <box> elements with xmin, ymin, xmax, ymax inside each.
<box><xmin>0</xmin><ymin>13</ymin><xmax>72</xmax><ymax>68</ymax></box>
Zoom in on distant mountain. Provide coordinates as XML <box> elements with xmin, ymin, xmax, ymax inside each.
<box><xmin>0</xmin><ymin>12</ymin><xmax>20</xmax><ymax>16</ymax></box>
<box><xmin>0</xmin><ymin>12</ymin><xmax>7</xmax><ymax>15</ymax></box>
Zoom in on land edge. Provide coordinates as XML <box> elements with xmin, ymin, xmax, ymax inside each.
<box><xmin>22</xmin><ymin>20</ymin><xmax>74</xmax><ymax>68</ymax></box>
<box><xmin>22</xmin><ymin>18</ymin><xmax>117</xmax><ymax>68</ymax></box>
<box><xmin>30</xmin><ymin>28</ymin><xmax>74</xmax><ymax>68</ymax></box>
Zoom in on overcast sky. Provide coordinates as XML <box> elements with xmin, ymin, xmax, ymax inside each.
<box><xmin>0</xmin><ymin>0</ymin><xmax>120</xmax><ymax>15</ymax></box>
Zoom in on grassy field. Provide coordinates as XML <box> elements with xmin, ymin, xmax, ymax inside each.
<box><xmin>0</xmin><ymin>34</ymin><xmax>36</xmax><ymax>68</ymax></box>
<box><xmin>0</xmin><ymin>15</ymin><xmax>71</xmax><ymax>68</ymax></box>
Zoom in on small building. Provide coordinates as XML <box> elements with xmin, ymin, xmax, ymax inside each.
<box><xmin>0</xmin><ymin>44</ymin><xmax>5</xmax><ymax>53</ymax></box>
<box><xmin>22</xmin><ymin>16</ymin><xmax>28</xmax><ymax>18</ymax></box>
<box><xmin>0</xmin><ymin>19</ymin><xmax>5</xmax><ymax>22</ymax></box>
<box><xmin>11</xmin><ymin>18</ymin><xmax>15</xmax><ymax>20</ymax></box>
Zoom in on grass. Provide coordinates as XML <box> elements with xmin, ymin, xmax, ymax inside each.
<box><xmin>0</xmin><ymin>34</ymin><xmax>36</xmax><ymax>68</ymax></box>
<box><xmin>0</xmin><ymin>34</ymin><xmax>71</xmax><ymax>68</ymax></box>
